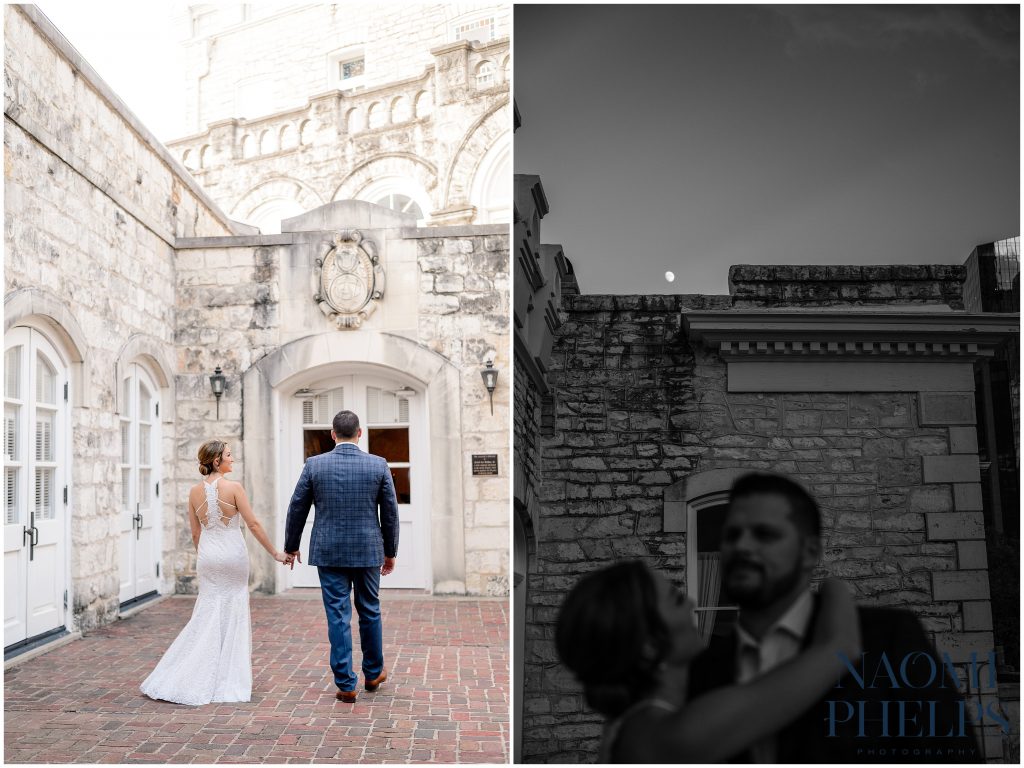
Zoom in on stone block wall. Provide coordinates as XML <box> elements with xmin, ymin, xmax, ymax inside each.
<box><xmin>4</xmin><ymin>6</ymin><xmax>236</xmax><ymax>631</ymax></box>
<box><xmin>175</xmin><ymin>4</ymin><xmax>511</xmax><ymax>133</ymax></box>
<box><xmin>730</xmin><ymin>264</ymin><xmax>965</xmax><ymax>309</ymax></box>
<box><xmin>171</xmin><ymin>228</ymin><xmax>510</xmax><ymax>596</ymax></box>
<box><xmin>521</xmin><ymin>294</ymin><xmax>997</xmax><ymax>762</ymax></box>
<box><xmin>168</xmin><ymin>5</ymin><xmax>511</xmax><ymax>229</ymax></box>
<box><xmin>416</xmin><ymin>232</ymin><xmax>510</xmax><ymax>595</ymax></box>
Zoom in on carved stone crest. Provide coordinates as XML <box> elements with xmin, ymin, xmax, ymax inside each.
<box><xmin>313</xmin><ymin>230</ymin><xmax>385</xmax><ymax>329</ymax></box>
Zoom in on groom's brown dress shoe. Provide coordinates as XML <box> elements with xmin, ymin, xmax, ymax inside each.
<box><xmin>336</xmin><ymin>689</ymin><xmax>358</xmax><ymax>703</ymax></box>
<box><xmin>365</xmin><ymin>668</ymin><xmax>387</xmax><ymax>692</ymax></box>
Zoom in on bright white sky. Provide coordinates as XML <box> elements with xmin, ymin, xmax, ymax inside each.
<box><xmin>34</xmin><ymin>1</ymin><xmax>187</xmax><ymax>141</ymax></box>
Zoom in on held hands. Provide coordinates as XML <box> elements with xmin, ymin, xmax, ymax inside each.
<box><xmin>274</xmin><ymin>551</ymin><xmax>301</xmax><ymax>569</ymax></box>
<box><xmin>381</xmin><ymin>556</ymin><xmax>396</xmax><ymax>576</ymax></box>
<box><xmin>812</xmin><ymin>577</ymin><xmax>862</xmax><ymax>661</ymax></box>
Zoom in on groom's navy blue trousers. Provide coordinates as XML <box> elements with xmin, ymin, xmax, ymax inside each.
<box><xmin>318</xmin><ymin>566</ymin><xmax>384</xmax><ymax>692</ymax></box>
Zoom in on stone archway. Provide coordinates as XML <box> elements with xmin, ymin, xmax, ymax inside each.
<box><xmin>241</xmin><ymin>331</ymin><xmax>464</xmax><ymax>595</ymax></box>
<box><xmin>332</xmin><ymin>153</ymin><xmax>438</xmax><ymax>210</ymax></box>
<box><xmin>230</xmin><ymin>177</ymin><xmax>326</xmax><ymax>231</ymax></box>
<box><xmin>442</xmin><ymin>98</ymin><xmax>510</xmax><ymax>214</ymax></box>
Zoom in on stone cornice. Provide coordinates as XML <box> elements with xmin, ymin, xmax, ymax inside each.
<box><xmin>684</xmin><ymin>311</ymin><xmax>1018</xmax><ymax>361</ymax></box>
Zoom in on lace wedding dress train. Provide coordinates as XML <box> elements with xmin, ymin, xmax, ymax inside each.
<box><xmin>140</xmin><ymin>478</ymin><xmax>252</xmax><ymax>705</ymax></box>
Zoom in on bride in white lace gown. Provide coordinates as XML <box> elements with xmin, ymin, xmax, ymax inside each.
<box><xmin>141</xmin><ymin>440</ymin><xmax>290</xmax><ymax>705</ymax></box>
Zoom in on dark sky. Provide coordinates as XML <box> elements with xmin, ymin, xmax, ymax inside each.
<box><xmin>515</xmin><ymin>5</ymin><xmax>1020</xmax><ymax>296</ymax></box>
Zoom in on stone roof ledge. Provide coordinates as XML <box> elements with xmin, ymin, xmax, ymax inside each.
<box><xmin>685</xmin><ymin>309</ymin><xmax>1016</xmax><ymax>363</ymax></box>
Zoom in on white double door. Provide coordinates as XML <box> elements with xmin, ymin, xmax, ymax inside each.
<box><xmin>4</xmin><ymin>327</ymin><xmax>68</xmax><ymax>647</ymax></box>
<box><xmin>117</xmin><ymin>364</ymin><xmax>161</xmax><ymax>604</ymax></box>
<box><xmin>285</xmin><ymin>373</ymin><xmax>427</xmax><ymax>590</ymax></box>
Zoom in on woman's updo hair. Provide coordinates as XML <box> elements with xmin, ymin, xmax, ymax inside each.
<box><xmin>197</xmin><ymin>439</ymin><xmax>227</xmax><ymax>476</ymax></box>
<box><xmin>555</xmin><ymin>560</ymin><xmax>672</xmax><ymax>718</ymax></box>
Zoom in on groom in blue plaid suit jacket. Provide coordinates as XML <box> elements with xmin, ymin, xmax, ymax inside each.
<box><xmin>284</xmin><ymin>410</ymin><xmax>400</xmax><ymax>702</ymax></box>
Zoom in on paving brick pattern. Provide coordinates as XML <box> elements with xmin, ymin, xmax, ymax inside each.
<box><xmin>5</xmin><ymin>592</ymin><xmax>509</xmax><ymax>763</ymax></box>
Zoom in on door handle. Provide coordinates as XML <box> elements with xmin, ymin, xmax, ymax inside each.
<box><xmin>135</xmin><ymin>513</ymin><xmax>143</xmax><ymax>539</ymax></box>
<box><xmin>25</xmin><ymin>524</ymin><xmax>38</xmax><ymax>560</ymax></box>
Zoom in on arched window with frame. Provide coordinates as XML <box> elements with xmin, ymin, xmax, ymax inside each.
<box><xmin>664</xmin><ymin>468</ymin><xmax>745</xmax><ymax>642</ymax></box>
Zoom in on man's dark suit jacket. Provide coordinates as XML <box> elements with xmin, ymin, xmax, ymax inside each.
<box><xmin>687</xmin><ymin>604</ymin><xmax>982</xmax><ymax>763</ymax></box>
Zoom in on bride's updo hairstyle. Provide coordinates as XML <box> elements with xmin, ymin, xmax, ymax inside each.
<box><xmin>197</xmin><ymin>439</ymin><xmax>227</xmax><ymax>476</ymax></box>
<box><xmin>555</xmin><ymin>560</ymin><xmax>672</xmax><ymax>718</ymax></box>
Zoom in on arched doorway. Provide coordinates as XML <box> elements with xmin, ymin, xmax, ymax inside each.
<box><xmin>4</xmin><ymin>326</ymin><xmax>70</xmax><ymax>648</ymax></box>
<box><xmin>117</xmin><ymin>363</ymin><xmax>163</xmax><ymax>606</ymax></box>
<box><xmin>280</xmin><ymin>367</ymin><xmax>429</xmax><ymax>590</ymax></box>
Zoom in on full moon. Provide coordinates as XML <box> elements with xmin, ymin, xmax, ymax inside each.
<box><xmin>665</xmin><ymin>271</ymin><xmax>675</xmax><ymax>282</ymax></box>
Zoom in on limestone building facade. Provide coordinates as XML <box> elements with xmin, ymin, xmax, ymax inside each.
<box><xmin>514</xmin><ymin>133</ymin><xmax>1018</xmax><ymax>760</ymax></box>
<box><xmin>4</xmin><ymin>4</ymin><xmax>510</xmax><ymax>659</ymax></box>
<box><xmin>166</xmin><ymin>3</ymin><xmax>511</xmax><ymax>233</ymax></box>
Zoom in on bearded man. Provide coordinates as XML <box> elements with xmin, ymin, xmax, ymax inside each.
<box><xmin>686</xmin><ymin>472</ymin><xmax>982</xmax><ymax>763</ymax></box>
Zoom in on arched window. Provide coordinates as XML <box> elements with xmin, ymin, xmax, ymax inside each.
<box><xmin>375</xmin><ymin>193</ymin><xmax>423</xmax><ymax>220</ymax></box>
<box><xmin>4</xmin><ymin>327</ymin><xmax>69</xmax><ymax>647</ymax></box>
<box><xmin>279</xmin><ymin>124</ymin><xmax>298</xmax><ymax>151</ymax></box>
<box><xmin>259</xmin><ymin>130</ymin><xmax>276</xmax><ymax>155</ymax></box>
<box><xmin>367</xmin><ymin>102</ymin><xmax>386</xmax><ymax>130</ymax></box>
<box><xmin>241</xmin><ymin>135</ymin><xmax>257</xmax><ymax>159</ymax></box>
<box><xmin>357</xmin><ymin>177</ymin><xmax>430</xmax><ymax>225</ymax></box>
<box><xmin>475</xmin><ymin>60</ymin><xmax>496</xmax><ymax>89</ymax></box>
<box><xmin>469</xmin><ymin>133</ymin><xmax>511</xmax><ymax>224</ymax></box>
<box><xmin>299</xmin><ymin>120</ymin><xmax>315</xmax><ymax>145</ymax></box>
<box><xmin>346</xmin><ymin>108</ymin><xmax>364</xmax><ymax>134</ymax></box>
<box><xmin>391</xmin><ymin>96</ymin><xmax>411</xmax><ymax>124</ymax></box>
<box><xmin>664</xmin><ymin>468</ymin><xmax>746</xmax><ymax>642</ymax></box>
<box><xmin>414</xmin><ymin>91</ymin><xmax>433</xmax><ymax>119</ymax></box>
<box><xmin>246</xmin><ymin>197</ymin><xmax>305</xmax><ymax>235</ymax></box>
<box><xmin>181</xmin><ymin>149</ymin><xmax>195</xmax><ymax>170</ymax></box>
<box><xmin>199</xmin><ymin>144</ymin><xmax>212</xmax><ymax>169</ymax></box>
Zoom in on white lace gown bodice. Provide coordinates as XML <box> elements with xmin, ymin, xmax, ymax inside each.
<box><xmin>140</xmin><ymin>477</ymin><xmax>252</xmax><ymax>705</ymax></box>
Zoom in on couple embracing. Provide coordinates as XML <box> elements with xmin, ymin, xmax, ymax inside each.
<box><xmin>141</xmin><ymin>410</ymin><xmax>398</xmax><ymax>705</ymax></box>
<box><xmin>558</xmin><ymin>472</ymin><xmax>983</xmax><ymax>763</ymax></box>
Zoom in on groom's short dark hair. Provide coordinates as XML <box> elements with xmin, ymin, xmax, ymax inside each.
<box><xmin>333</xmin><ymin>410</ymin><xmax>360</xmax><ymax>438</ymax></box>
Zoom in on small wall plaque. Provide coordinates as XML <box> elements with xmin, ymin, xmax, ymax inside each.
<box><xmin>471</xmin><ymin>454</ymin><xmax>499</xmax><ymax>476</ymax></box>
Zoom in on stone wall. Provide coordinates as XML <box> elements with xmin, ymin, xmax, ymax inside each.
<box><xmin>730</xmin><ymin>264</ymin><xmax>965</xmax><ymax>309</ymax></box>
<box><xmin>522</xmin><ymin>293</ymin><xmax>998</xmax><ymax>762</ymax></box>
<box><xmin>168</xmin><ymin>4</ymin><xmax>511</xmax><ymax>229</ymax></box>
<box><xmin>171</xmin><ymin>222</ymin><xmax>510</xmax><ymax>596</ymax></box>
<box><xmin>416</xmin><ymin>231</ymin><xmax>510</xmax><ymax>594</ymax></box>
<box><xmin>4</xmin><ymin>5</ymin><xmax>236</xmax><ymax>631</ymax></box>
<box><xmin>174</xmin><ymin>4</ymin><xmax>511</xmax><ymax>133</ymax></box>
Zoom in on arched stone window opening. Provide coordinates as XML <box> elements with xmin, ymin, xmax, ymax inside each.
<box><xmin>299</xmin><ymin>119</ymin><xmax>314</xmax><ymax>145</ymax></box>
<box><xmin>241</xmin><ymin>134</ymin><xmax>257</xmax><ymax>159</ymax></box>
<box><xmin>279</xmin><ymin>123</ymin><xmax>298</xmax><ymax>151</ymax></box>
<box><xmin>198</xmin><ymin>144</ymin><xmax>211</xmax><ymax>169</ymax></box>
<box><xmin>414</xmin><ymin>90</ymin><xmax>433</xmax><ymax>119</ymax></box>
<box><xmin>367</xmin><ymin>102</ymin><xmax>386</xmax><ymax>130</ymax></box>
<box><xmin>357</xmin><ymin>176</ymin><xmax>430</xmax><ymax>226</ymax></box>
<box><xmin>475</xmin><ymin>60</ymin><xmax>496</xmax><ymax>89</ymax></box>
<box><xmin>346</xmin><ymin>108</ymin><xmax>364</xmax><ymax>134</ymax></box>
<box><xmin>259</xmin><ymin>129</ymin><xmax>276</xmax><ymax>155</ymax></box>
<box><xmin>391</xmin><ymin>96</ymin><xmax>411</xmax><ymax>124</ymax></box>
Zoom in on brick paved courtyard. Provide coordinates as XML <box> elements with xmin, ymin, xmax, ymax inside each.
<box><xmin>4</xmin><ymin>592</ymin><xmax>509</xmax><ymax>763</ymax></box>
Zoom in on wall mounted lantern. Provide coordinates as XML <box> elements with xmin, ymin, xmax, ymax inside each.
<box><xmin>209</xmin><ymin>366</ymin><xmax>226</xmax><ymax>419</ymax></box>
<box><xmin>481</xmin><ymin>360</ymin><xmax>498</xmax><ymax>414</ymax></box>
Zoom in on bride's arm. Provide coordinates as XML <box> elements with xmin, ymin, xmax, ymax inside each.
<box><xmin>188</xmin><ymin>496</ymin><xmax>201</xmax><ymax>550</ymax></box>
<box><xmin>619</xmin><ymin>579</ymin><xmax>861</xmax><ymax>763</ymax></box>
<box><xmin>233</xmin><ymin>484</ymin><xmax>289</xmax><ymax>563</ymax></box>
